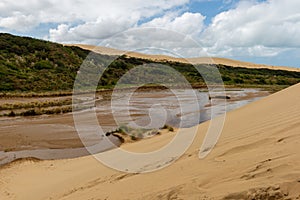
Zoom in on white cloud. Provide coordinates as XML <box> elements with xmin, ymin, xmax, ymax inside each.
<box><xmin>47</xmin><ymin>0</ymin><xmax>300</xmax><ymax>58</ymax></box>
<box><xmin>141</xmin><ymin>12</ymin><xmax>205</xmax><ymax>37</ymax></box>
<box><xmin>49</xmin><ymin>15</ymin><xmax>138</xmax><ymax>44</ymax></box>
<box><xmin>100</xmin><ymin>26</ymin><xmax>207</xmax><ymax>58</ymax></box>
<box><xmin>0</xmin><ymin>0</ymin><xmax>189</xmax><ymax>32</ymax></box>
<box><xmin>46</xmin><ymin>4</ymin><xmax>206</xmax><ymax>57</ymax></box>
<box><xmin>86</xmin><ymin>12</ymin><xmax>206</xmax><ymax>58</ymax></box>
<box><xmin>200</xmin><ymin>0</ymin><xmax>300</xmax><ymax>57</ymax></box>
<box><xmin>0</xmin><ymin>13</ymin><xmax>38</xmax><ymax>31</ymax></box>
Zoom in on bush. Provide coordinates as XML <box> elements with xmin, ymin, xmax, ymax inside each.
<box><xmin>233</xmin><ymin>78</ymin><xmax>244</xmax><ymax>84</ymax></box>
<box><xmin>8</xmin><ymin>110</ymin><xmax>16</xmax><ymax>117</ymax></box>
<box><xmin>33</xmin><ymin>60</ymin><xmax>53</xmax><ymax>70</ymax></box>
<box><xmin>131</xmin><ymin>135</ymin><xmax>137</xmax><ymax>141</ymax></box>
<box><xmin>162</xmin><ymin>124</ymin><xmax>174</xmax><ymax>132</ymax></box>
<box><xmin>21</xmin><ymin>109</ymin><xmax>37</xmax><ymax>116</ymax></box>
<box><xmin>222</xmin><ymin>76</ymin><xmax>232</xmax><ymax>82</ymax></box>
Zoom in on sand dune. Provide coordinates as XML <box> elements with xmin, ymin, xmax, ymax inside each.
<box><xmin>0</xmin><ymin>83</ymin><xmax>299</xmax><ymax>199</ymax></box>
<box><xmin>70</xmin><ymin>44</ymin><xmax>300</xmax><ymax>72</ymax></box>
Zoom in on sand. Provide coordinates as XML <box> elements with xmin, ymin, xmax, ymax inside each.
<box><xmin>0</xmin><ymin>83</ymin><xmax>299</xmax><ymax>199</ymax></box>
<box><xmin>70</xmin><ymin>44</ymin><xmax>300</xmax><ymax>72</ymax></box>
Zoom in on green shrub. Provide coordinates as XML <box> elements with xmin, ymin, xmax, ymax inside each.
<box><xmin>168</xmin><ymin>126</ymin><xmax>174</xmax><ymax>132</ymax></box>
<box><xmin>162</xmin><ymin>124</ymin><xmax>174</xmax><ymax>132</ymax></box>
<box><xmin>131</xmin><ymin>135</ymin><xmax>137</xmax><ymax>141</ymax></box>
<box><xmin>33</xmin><ymin>60</ymin><xmax>53</xmax><ymax>70</ymax></box>
<box><xmin>8</xmin><ymin>110</ymin><xmax>16</xmax><ymax>117</ymax></box>
<box><xmin>21</xmin><ymin>109</ymin><xmax>37</xmax><ymax>116</ymax></box>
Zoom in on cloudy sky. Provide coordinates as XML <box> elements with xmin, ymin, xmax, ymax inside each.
<box><xmin>1</xmin><ymin>0</ymin><xmax>300</xmax><ymax>67</ymax></box>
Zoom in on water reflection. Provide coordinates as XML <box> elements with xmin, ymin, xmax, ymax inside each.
<box><xmin>0</xmin><ymin>88</ymin><xmax>268</xmax><ymax>166</ymax></box>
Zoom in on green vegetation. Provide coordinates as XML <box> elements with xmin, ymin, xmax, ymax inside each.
<box><xmin>162</xmin><ymin>124</ymin><xmax>174</xmax><ymax>132</ymax></box>
<box><xmin>0</xmin><ymin>99</ymin><xmax>72</xmax><ymax>111</ymax></box>
<box><xmin>0</xmin><ymin>33</ymin><xmax>89</xmax><ymax>91</ymax></box>
<box><xmin>0</xmin><ymin>91</ymin><xmax>73</xmax><ymax>98</ymax></box>
<box><xmin>105</xmin><ymin>124</ymin><xmax>176</xmax><ymax>143</ymax></box>
<box><xmin>1</xmin><ymin>33</ymin><xmax>300</xmax><ymax>94</ymax></box>
<box><xmin>0</xmin><ymin>97</ymin><xmax>93</xmax><ymax>117</ymax></box>
<box><xmin>106</xmin><ymin>124</ymin><xmax>160</xmax><ymax>140</ymax></box>
<box><xmin>1</xmin><ymin>106</ymin><xmax>73</xmax><ymax>117</ymax></box>
<box><xmin>218</xmin><ymin>65</ymin><xmax>300</xmax><ymax>86</ymax></box>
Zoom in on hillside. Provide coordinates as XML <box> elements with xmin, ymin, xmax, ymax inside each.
<box><xmin>1</xmin><ymin>33</ymin><xmax>300</xmax><ymax>93</ymax></box>
<box><xmin>0</xmin><ymin>33</ymin><xmax>91</xmax><ymax>91</ymax></box>
<box><xmin>0</xmin><ymin>83</ymin><xmax>299</xmax><ymax>199</ymax></box>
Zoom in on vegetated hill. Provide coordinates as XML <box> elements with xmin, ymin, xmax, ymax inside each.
<box><xmin>1</xmin><ymin>33</ymin><xmax>300</xmax><ymax>92</ymax></box>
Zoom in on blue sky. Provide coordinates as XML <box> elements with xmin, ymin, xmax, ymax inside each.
<box><xmin>188</xmin><ymin>0</ymin><xmax>238</xmax><ymax>24</ymax></box>
<box><xmin>0</xmin><ymin>0</ymin><xmax>299</xmax><ymax>68</ymax></box>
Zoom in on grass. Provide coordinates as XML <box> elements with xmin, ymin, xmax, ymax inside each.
<box><xmin>0</xmin><ymin>91</ymin><xmax>73</xmax><ymax>98</ymax></box>
<box><xmin>1</xmin><ymin>105</ymin><xmax>74</xmax><ymax>117</ymax></box>
<box><xmin>0</xmin><ymin>99</ymin><xmax>72</xmax><ymax>111</ymax></box>
<box><xmin>105</xmin><ymin>124</ymin><xmax>176</xmax><ymax>143</ymax></box>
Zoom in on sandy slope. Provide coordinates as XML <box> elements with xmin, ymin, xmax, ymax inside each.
<box><xmin>0</xmin><ymin>83</ymin><xmax>300</xmax><ymax>199</ymax></box>
<box><xmin>70</xmin><ymin>44</ymin><xmax>300</xmax><ymax>72</ymax></box>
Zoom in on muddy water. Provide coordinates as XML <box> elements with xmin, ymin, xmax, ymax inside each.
<box><xmin>0</xmin><ymin>88</ymin><xmax>269</xmax><ymax>166</ymax></box>
<box><xmin>96</xmin><ymin>88</ymin><xmax>269</xmax><ymax>130</ymax></box>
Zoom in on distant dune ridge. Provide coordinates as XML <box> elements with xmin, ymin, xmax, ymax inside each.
<box><xmin>0</xmin><ymin>82</ymin><xmax>299</xmax><ymax>199</ymax></box>
<box><xmin>70</xmin><ymin>44</ymin><xmax>300</xmax><ymax>72</ymax></box>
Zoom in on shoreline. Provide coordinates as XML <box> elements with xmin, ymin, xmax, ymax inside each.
<box><xmin>0</xmin><ymin>86</ymin><xmax>275</xmax><ymax>118</ymax></box>
<box><xmin>0</xmin><ymin>83</ymin><xmax>286</xmax><ymax>98</ymax></box>
<box><xmin>0</xmin><ymin>88</ymin><xmax>269</xmax><ymax>167</ymax></box>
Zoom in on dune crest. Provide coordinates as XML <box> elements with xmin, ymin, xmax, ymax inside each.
<box><xmin>69</xmin><ymin>44</ymin><xmax>300</xmax><ymax>72</ymax></box>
